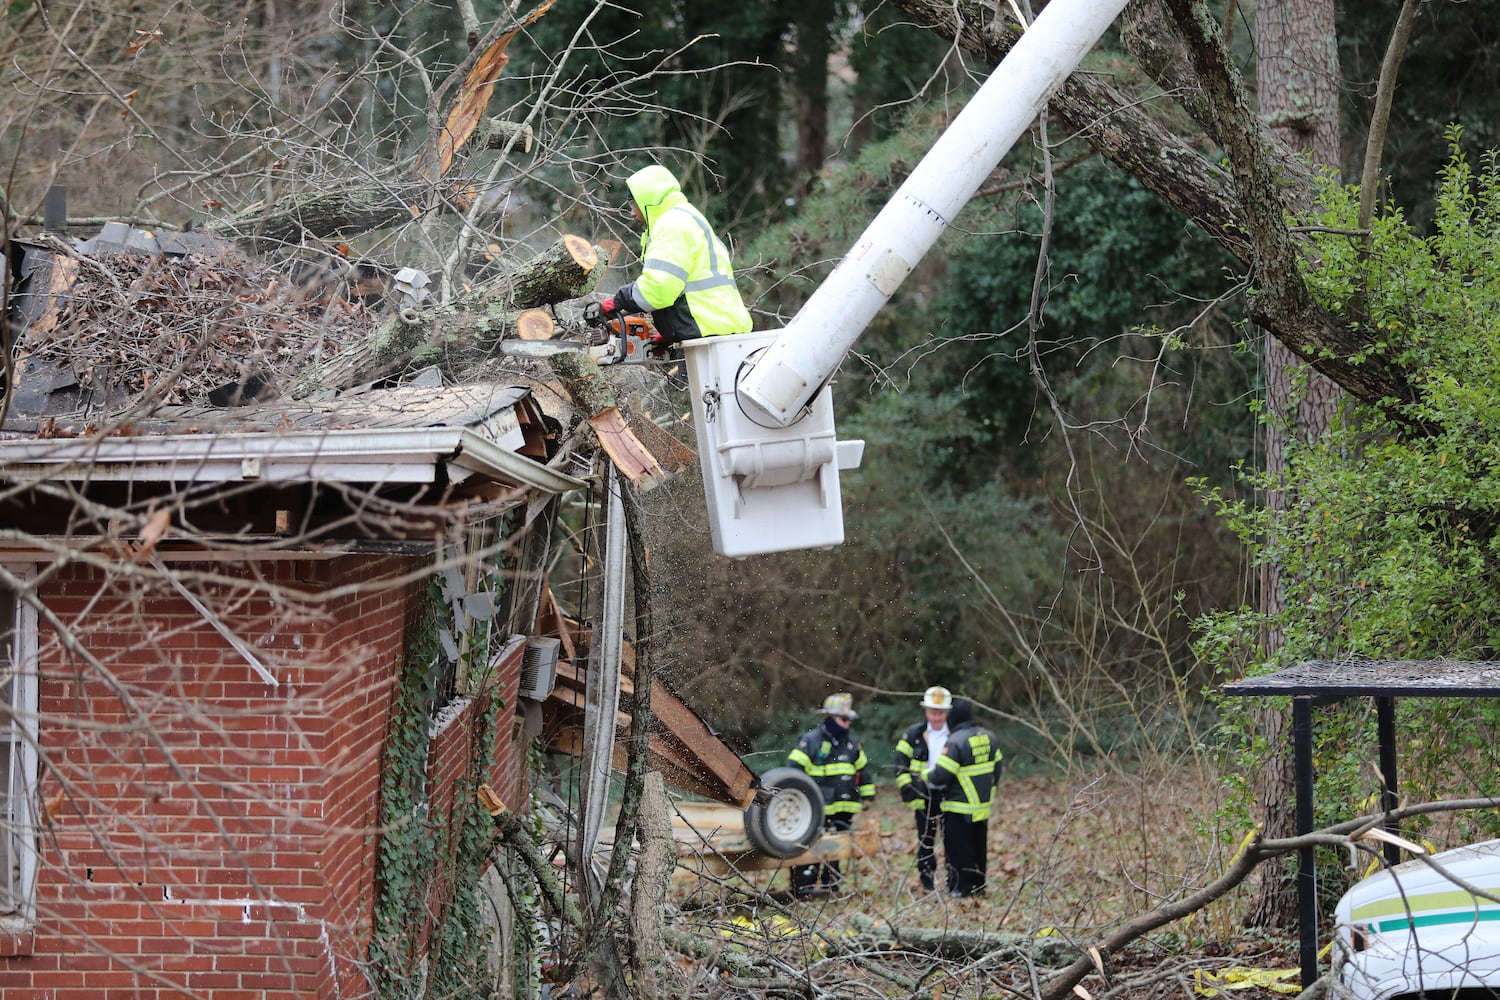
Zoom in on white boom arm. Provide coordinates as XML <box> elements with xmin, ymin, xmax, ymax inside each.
<box><xmin>737</xmin><ymin>0</ymin><xmax>1132</xmax><ymax>428</ymax></box>
<box><xmin>683</xmin><ymin>0</ymin><xmax>1129</xmax><ymax>557</ymax></box>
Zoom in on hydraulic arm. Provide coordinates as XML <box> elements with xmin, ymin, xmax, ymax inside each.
<box><xmin>737</xmin><ymin>0</ymin><xmax>1132</xmax><ymax>428</ymax></box>
<box><xmin>685</xmin><ymin>0</ymin><xmax>1131</xmax><ymax>556</ymax></box>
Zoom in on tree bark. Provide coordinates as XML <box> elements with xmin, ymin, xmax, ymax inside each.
<box><xmin>497</xmin><ymin>235</ymin><xmax>602</xmax><ymax>310</ymax></box>
<box><xmin>282</xmin><ymin>235</ymin><xmax>600</xmax><ymax>397</ymax></box>
<box><xmin>1249</xmin><ymin>0</ymin><xmax>1344</xmax><ymax>930</ymax></box>
<box><xmin>628</xmin><ymin>772</ymin><xmax>674</xmax><ymax>997</ymax></box>
<box><xmin>889</xmin><ymin>0</ymin><xmax>1421</xmax><ymax>418</ymax></box>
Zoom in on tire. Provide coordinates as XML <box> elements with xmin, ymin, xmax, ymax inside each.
<box><xmin>743</xmin><ymin>767</ymin><xmax>825</xmax><ymax>858</ymax></box>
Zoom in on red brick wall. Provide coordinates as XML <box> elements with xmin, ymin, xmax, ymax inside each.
<box><xmin>0</xmin><ymin>555</ymin><xmax>422</xmax><ymax>999</ymax></box>
<box><xmin>0</xmin><ymin>550</ymin><xmax>535</xmax><ymax>999</ymax></box>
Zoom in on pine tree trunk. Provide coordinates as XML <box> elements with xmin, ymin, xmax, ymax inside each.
<box><xmin>1249</xmin><ymin>0</ymin><xmax>1342</xmax><ymax>931</ymax></box>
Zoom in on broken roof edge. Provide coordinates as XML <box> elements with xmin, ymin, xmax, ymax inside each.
<box><xmin>0</xmin><ymin>425</ymin><xmax>585</xmax><ymax>494</ymax></box>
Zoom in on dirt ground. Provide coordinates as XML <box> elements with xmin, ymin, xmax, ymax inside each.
<box><xmin>665</xmin><ymin>769</ymin><xmax>1304</xmax><ymax>1000</ymax></box>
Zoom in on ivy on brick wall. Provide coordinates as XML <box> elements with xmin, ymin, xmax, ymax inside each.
<box><xmin>369</xmin><ymin>522</ymin><xmax>515</xmax><ymax>999</ymax></box>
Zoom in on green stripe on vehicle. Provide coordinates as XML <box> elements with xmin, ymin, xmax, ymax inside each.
<box><xmin>1372</xmin><ymin>908</ymin><xmax>1500</xmax><ymax>933</ymax></box>
<box><xmin>1352</xmin><ymin>888</ymin><xmax>1500</xmax><ymax>920</ymax></box>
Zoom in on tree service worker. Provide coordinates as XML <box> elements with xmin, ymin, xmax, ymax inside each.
<box><xmin>894</xmin><ymin>685</ymin><xmax>955</xmax><ymax>893</ymax></box>
<box><xmin>786</xmin><ymin>692</ymin><xmax>875</xmax><ymax>897</ymax></box>
<box><xmin>926</xmin><ymin>698</ymin><xmax>1000</xmax><ymax>898</ymax></box>
<box><xmin>598</xmin><ymin>164</ymin><xmax>753</xmax><ymax>351</ymax></box>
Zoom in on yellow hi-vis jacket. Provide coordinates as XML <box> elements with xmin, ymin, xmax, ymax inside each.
<box><xmin>614</xmin><ymin>165</ymin><xmax>753</xmax><ymax>344</ymax></box>
<box><xmin>928</xmin><ymin>726</ymin><xmax>1000</xmax><ymax>821</ymax></box>
<box><xmin>788</xmin><ymin>723</ymin><xmax>876</xmax><ymax>818</ymax></box>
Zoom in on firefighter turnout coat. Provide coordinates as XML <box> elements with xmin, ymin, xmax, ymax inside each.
<box><xmin>788</xmin><ymin>722</ymin><xmax>876</xmax><ymax>819</ymax></box>
<box><xmin>894</xmin><ymin>721</ymin><xmax>942</xmax><ymax>811</ymax></box>
<box><xmin>928</xmin><ymin>724</ymin><xmax>1000</xmax><ymax>820</ymax></box>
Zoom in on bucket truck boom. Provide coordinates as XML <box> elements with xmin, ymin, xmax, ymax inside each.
<box><xmin>682</xmin><ymin>0</ymin><xmax>1131</xmax><ymax>557</ymax></box>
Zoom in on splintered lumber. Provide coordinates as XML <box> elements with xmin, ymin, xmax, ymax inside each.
<box><xmin>548</xmin><ymin>350</ymin><xmax>667</xmax><ymax>489</ymax></box>
<box><xmin>662</xmin><ymin>800</ymin><xmax>881</xmax><ymax>882</ymax></box>
<box><xmin>502</xmin><ymin>235</ymin><xmax>601</xmax><ymax>309</ymax></box>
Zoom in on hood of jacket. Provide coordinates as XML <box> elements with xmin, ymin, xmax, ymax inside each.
<box><xmin>626</xmin><ymin>164</ymin><xmax>687</xmax><ymax>227</ymax></box>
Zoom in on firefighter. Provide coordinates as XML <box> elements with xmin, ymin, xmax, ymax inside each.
<box><xmin>927</xmin><ymin>699</ymin><xmax>1000</xmax><ymax>897</ymax></box>
<box><xmin>787</xmin><ymin>692</ymin><xmax>876</xmax><ymax>896</ymax></box>
<box><xmin>894</xmin><ymin>685</ymin><xmax>955</xmax><ymax>893</ymax></box>
<box><xmin>597</xmin><ymin>164</ymin><xmax>753</xmax><ymax>353</ymax></box>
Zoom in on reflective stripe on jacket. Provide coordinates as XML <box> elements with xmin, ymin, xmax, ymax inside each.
<box><xmin>928</xmin><ymin>726</ymin><xmax>1000</xmax><ymax>820</ymax></box>
<box><xmin>617</xmin><ymin>165</ymin><xmax>752</xmax><ymax>343</ymax></box>
<box><xmin>894</xmin><ymin>720</ymin><xmax>938</xmax><ymax>812</ymax></box>
<box><xmin>789</xmin><ymin>724</ymin><xmax>875</xmax><ymax>817</ymax></box>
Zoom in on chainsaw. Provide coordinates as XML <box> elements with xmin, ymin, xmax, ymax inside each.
<box><xmin>582</xmin><ymin>302</ymin><xmax>661</xmax><ymax>365</ymax></box>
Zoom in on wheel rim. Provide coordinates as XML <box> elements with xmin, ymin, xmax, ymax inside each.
<box><xmin>766</xmin><ymin>787</ymin><xmax>815</xmax><ymax>842</ymax></box>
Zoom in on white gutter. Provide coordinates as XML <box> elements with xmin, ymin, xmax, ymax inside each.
<box><xmin>736</xmin><ymin>0</ymin><xmax>1132</xmax><ymax>427</ymax></box>
<box><xmin>0</xmin><ymin>428</ymin><xmax>585</xmax><ymax>494</ymax></box>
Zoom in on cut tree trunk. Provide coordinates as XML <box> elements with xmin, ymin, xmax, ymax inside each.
<box><xmin>498</xmin><ymin>235</ymin><xmax>602</xmax><ymax>310</ymax></box>
<box><xmin>476</xmin><ymin>117</ymin><xmax>534</xmax><ymax>154</ymax></box>
<box><xmin>282</xmin><ymin>234</ymin><xmax>601</xmax><ymax>397</ymax></box>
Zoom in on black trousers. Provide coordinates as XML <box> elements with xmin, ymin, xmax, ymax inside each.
<box><xmin>791</xmin><ymin>815</ymin><xmax>852</xmax><ymax>893</ymax></box>
<box><xmin>942</xmin><ymin>813</ymin><xmax>988</xmax><ymax>896</ymax></box>
<box><xmin>914</xmin><ymin>806</ymin><xmax>940</xmax><ymax>890</ymax></box>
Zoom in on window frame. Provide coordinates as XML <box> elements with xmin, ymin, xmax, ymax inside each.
<box><xmin>0</xmin><ymin>566</ymin><xmax>39</xmax><ymax>927</ymax></box>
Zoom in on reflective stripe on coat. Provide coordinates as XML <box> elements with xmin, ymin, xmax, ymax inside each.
<box><xmin>928</xmin><ymin>726</ymin><xmax>1000</xmax><ymax>820</ymax></box>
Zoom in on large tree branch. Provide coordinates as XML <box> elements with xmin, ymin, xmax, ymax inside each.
<box><xmin>1040</xmin><ymin>796</ymin><xmax>1500</xmax><ymax>1000</ymax></box>
<box><xmin>891</xmin><ymin>0</ymin><xmax>1422</xmax><ymax>417</ymax></box>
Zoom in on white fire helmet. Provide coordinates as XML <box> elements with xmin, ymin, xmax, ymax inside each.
<box><xmin>920</xmin><ymin>686</ymin><xmax>952</xmax><ymax>710</ymax></box>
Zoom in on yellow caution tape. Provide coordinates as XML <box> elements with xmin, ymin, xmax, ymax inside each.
<box><xmin>719</xmin><ymin>913</ymin><xmax>804</xmax><ymax>940</ymax></box>
<box><xmin>1193</xmin><ymin>967</ymin><xmax>1302</xmax><ymax>996</ymax></box>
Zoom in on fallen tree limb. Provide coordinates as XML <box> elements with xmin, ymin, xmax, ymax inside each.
<box><xmin>548</xmin><ymin>350</ymin><xmax>667</xmax><ymax>489</ymax></box>
<box><xmin>489</xmin><ymin>808</ymin><xmax>583</xmax><ymax>930</ymax></box>
<box><xmin>1039</xmin><ymin>797</ymin><xmax>1500</xmax><ymax>1000</ymax></box>
<box><xmin>282</xmin><ymin>232</ymin><xmax>603</xmax><ymax>396</ymax></box>
<box><xmin>210</xmin><ymin>185</ymin><xmax>436</xmax><ymax>247</ymax></box>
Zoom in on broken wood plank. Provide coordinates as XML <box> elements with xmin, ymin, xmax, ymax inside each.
<box><xmin>23</xmin><ymin>253</ymin><xmax>79</xmax><ymax>339</ymax></box>
<box><xmin>548</xmin><ymin>350</ymin><xmax>667</xmax><ymax>489</ymax></box>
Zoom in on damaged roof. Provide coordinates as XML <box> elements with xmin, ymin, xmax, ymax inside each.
<box><xmin>0</xmin><ymin>383</ymin><xmax>582</xmax><ymax>495</ymax></box>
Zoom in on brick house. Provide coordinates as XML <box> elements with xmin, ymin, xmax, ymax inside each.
<box><xmin>0</xmin><ymin>383</ymin><xmax>599</xmax><ymax>997</ymax></box>
<box><xmin>0</xmin><ymin>211</ymin><xmax>765</xmax><ymax>996</ymax></box>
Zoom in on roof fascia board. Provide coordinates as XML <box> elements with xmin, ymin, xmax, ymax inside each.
<box><xmin>0</xmin><ymin>428</ymin><xmax>585</xmax><ymax>494</ymax></box>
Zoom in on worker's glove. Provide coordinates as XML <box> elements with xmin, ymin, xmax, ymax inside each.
<box><xmin>599</xmin><ymin>296</ymin><xmax>619</xmax><ymax>318</ymax></box>
<box><xmin>648</xmin><ymin>331</ymin><xmax>670</xmax><ymax>358</ymax></box>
